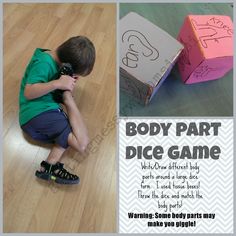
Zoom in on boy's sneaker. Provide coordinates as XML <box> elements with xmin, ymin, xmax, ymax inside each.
<box><xmin>35</xmin><ymin>161</ymin><xmax>80</xmax><ymax>185</ymax></box>
<box><xmin>52</xmin><ymin>63</ymin><xmax>74</xmax><ymax>104</ymax></box>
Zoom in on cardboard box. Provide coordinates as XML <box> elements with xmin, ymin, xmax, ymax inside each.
<box><xmin>178</xmin><ymin>15</ymin><xmax>233</xmax><ymax>84</ymax></box>
<box><xmin>120</xmin><ymin>12</ymin><xmax>183</xmax><ymax>105</ymax></box>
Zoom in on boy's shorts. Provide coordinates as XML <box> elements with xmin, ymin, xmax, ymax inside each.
<box><xmin>21</xmin><ymin>108</ymin><xmax>72</xmax><ymax>149</ymax></box>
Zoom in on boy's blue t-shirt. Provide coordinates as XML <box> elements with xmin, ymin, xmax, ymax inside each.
<box><xmin>19</xmin><ymin>48</ymin><xmax>60</xmax><ymax>126</ymax></box>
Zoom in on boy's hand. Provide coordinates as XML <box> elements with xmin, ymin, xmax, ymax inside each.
<box><xmin>55</xmin><ymin>75</ymin><xmax>76</xmax><ymax>91</ymax></box>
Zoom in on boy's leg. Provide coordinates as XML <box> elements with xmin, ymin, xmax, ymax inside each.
<box><xmin>63</xmin><ymin>91</ymin><xmax>89</xmax><ymax>154</ymax></box>
<box><xmin>39</xmin><ymin>144</ymin><xmax>65</xmax><ymax>171</ymax></box>
<box><xmin>46</xmin><ymin>144</ymin><xmax>66</xmax><ymax>164</ymax></box>
<box><xmin>22</xmin><ymin>109</ymin><xmax>80</xmax><ymax>184</ymax></box>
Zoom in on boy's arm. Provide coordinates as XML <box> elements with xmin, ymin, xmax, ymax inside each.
<box><xmin>24</xmin><ymin>75</ymin><xmax>76</xmax><ymax>100</ymax></box>
<box><xmin>24</xmin><ymin>80</ymin><xmax>57</xmax><ymax>100</ymax></box>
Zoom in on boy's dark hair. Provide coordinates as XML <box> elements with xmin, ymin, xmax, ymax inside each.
<box><xmin>56</xmin><ymin>36</ymin><xmax>96</xmax><ymax>76</ymax></box>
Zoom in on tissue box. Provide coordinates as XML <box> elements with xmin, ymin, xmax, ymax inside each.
<box><xmin>178</xmin><ymin>15</ymin><xmax>233</xmax><ymax>84</ymax></box>
<box><xmin>120</xmin><ymin>12</ymin><xmax>183</xmax><ymax>105</ymax></box>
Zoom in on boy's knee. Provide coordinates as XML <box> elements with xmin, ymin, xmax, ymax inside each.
<box><xmin>68</xmin><ymin>132</ymin><xmax>90</xmax><ymax>154</ymax></box>
<box><xmin>75</xmin><ymin>136</ymin><xmax>90</xmax><ymax>154</ymax></box>
<box><xmin>80</xmin><ymin>136</ymin><xmax>90</xmax><ymax>152</ymax></box>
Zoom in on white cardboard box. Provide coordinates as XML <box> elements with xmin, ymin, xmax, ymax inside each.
<box><xmin>120</xmin><ymin>12</ymin><xmax>183</xmax><ymax>105</ymax></box>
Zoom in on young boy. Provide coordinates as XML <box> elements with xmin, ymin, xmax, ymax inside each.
<box><xmin>19</xmin><ymin>36</ymin><xmax>96</xmax><ymax>185</ymax></box>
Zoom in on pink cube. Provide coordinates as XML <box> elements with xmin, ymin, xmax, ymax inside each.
<box><xmin>177</xmin><ymin>15</ymin><xmax>233</xmax><ymax>84</ymax></box>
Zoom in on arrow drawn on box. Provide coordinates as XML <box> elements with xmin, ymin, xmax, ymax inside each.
<box><xmin>122</xmin><ymin>30</ymin><xmax>159</xmax><ymax>68</ymax></box>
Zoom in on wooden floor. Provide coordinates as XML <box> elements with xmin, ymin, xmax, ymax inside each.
<box><xmin>3</xmin><ymin>3</ymin><xmax>116</xmax><ymax>233</ymax></box>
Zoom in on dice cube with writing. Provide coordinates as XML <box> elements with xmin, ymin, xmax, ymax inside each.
<box><xmin>120</xmin><ymin>12</ymin><xmax>183</xmax><ymax>105</ymax></box>
<box><xmin>177</xmin><ymin>15</ymin><xmax>233</xmax><ymax>84</ymax></box>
